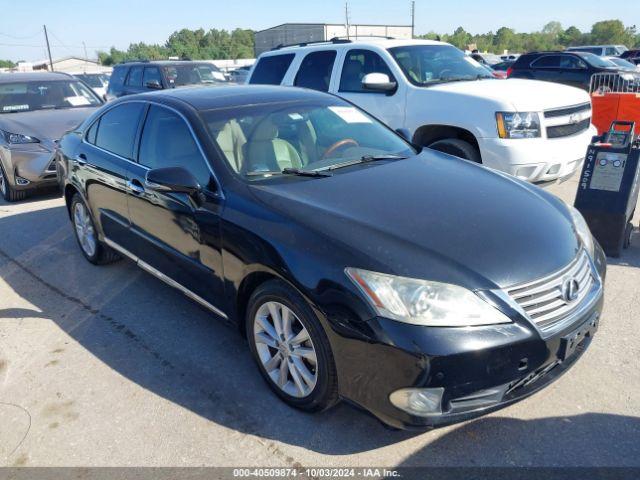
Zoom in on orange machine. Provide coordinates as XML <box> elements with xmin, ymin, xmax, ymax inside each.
<box><xmin>590</xmin><ymin>73</ymin><xmax>640</xmax><ymax>135</ymax></box>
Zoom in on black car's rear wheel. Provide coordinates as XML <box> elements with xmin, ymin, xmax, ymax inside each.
<box><xmin>0</xmin><ymin>165</ymin><xmax>27</xmax><ymax>202</ymax></box>
<box><xmin>70</xmin><ymin>193</ymin><xmax>120</xmax><ymax>265</ymax></box>
<box><xmin>246</xmin><ymin>279</ymin><xmax>338</xmax><ymax>412</ymax></box>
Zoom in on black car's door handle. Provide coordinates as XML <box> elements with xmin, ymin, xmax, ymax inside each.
<box><xmin>126</xmin><ymin>179</ymin><xmax>145</xmax><ymax>195</ymax></box>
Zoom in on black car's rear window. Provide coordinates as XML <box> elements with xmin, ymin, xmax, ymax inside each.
<box><xmin>249</xmin><ymin>54</ymin><xmax>295</xmax><ymax>85</ymax></box>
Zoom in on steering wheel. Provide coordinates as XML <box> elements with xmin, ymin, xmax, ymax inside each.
<box><xmin>322</xmin><ymin>139</ymin><xmax>360</xmax><ymax>159</ymax></box>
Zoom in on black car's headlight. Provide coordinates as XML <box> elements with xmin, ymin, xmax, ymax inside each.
<box><xmin>496</xmin><ymin>112</ymin><xmax>541</xmax><ymax>139</ymax></box>
<box><xmin>569</xmin><ymin>206</ymin><xmax>595</xmax><ymax>257</ymax></box>
<box><xmin>1</xmin><ymin>130</ymin><xmax>40</xmax><ymax>144</ymax></box>
<box><xmin>345</xmin><ymin>268</ymin><xmax>511</xmax><ymax>327</ymax></box>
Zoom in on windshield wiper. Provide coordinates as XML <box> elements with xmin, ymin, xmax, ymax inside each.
<box><xmin>245</xmin><ymin>168</ymin><xmax>332</xmax><ymax>178</ymax></box>
<box><xmin>323</xmin><ymin>154</ymin><xmax>408</xmax><ymax>171</ymax></box>
<box><xmin>424</xmin><ymin>75</ymin><xmax>493</xmax><ymax>86</ymax></box>
<box><xmin>282</xmin><ymin>168</ymin><xmax>332</xmax><ymax>177</ymax></box>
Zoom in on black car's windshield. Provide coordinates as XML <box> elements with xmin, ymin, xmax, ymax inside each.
<box><xmin>388</xmin><ymin>45</ymin><xmax>494</xmax><ymax>86</ymax></box>
<box><xmin>607</xmin><ymin>57</ymin><xmax>637</xmax><ymax>69</ymax></box>
<box><xmin>163</xmin><ymin>64</ymin><xmax>224</xmax><ymax>87</ymax></box>
<box><xmin>202</xmin><ymin>100</ymin><xmax>415</xmax><ymax>180</ymax></box>
<box><xmin>0</xmin><ymin>80</ymin><xmax>101</xmax><ymax>113</ymax></box>
<box><xmin>578</xmin><ymin>52</ymin><xmax>620</xmax><ymax>69</ymax></box>
<box><xmin>75</xmin><ymin>74</ymin><xmax>106</xmax><ymax>88</ymax></box>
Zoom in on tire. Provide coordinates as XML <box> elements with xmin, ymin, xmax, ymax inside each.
<box><xmin>70</xmin><ymin>193</ymin><xmax>121</xmax><ymax>265</ymax></box>
<box><xmin>624</xmin><ymin>222</ymin><xmax>633</xmax><ymax>249</ymax></box>
<box><xmin>246</xmin><ymin>279</ymin><xmax>339</xmax><ymax>412</ymax></box>
<box><xmin>428</xmin><ymin>138</ymin><xmax>482</xmax><ymax>163</ymax></box>
<box><xmin>0</xmin><ymin>164</ymin><xmax>27</xmax><ymax>202</ymax></box>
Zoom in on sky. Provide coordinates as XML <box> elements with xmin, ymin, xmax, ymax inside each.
<box><xmin>1</xmin><ymin>0</ymin><xmax>639</xmax><ymax>61</ymax></box>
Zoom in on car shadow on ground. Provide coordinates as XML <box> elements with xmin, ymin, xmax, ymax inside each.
<box><xmin>397</xmin><ymin>413</ymin><xmax>640</xmax><ymax>467</ymax></box>
<box><xmin>0</xmin><ymin>205</ymin><xmax>639</xmax><ymax>461</ymax></box>
<box><xmin>0</xmin><ymin>189</ymin><xmax>61</xmax><ymax>208</ymax></box>
<box><xmin>608</xmin><ymin>227</ymin><xmax>640</xmax><ymax>268</ymax></box>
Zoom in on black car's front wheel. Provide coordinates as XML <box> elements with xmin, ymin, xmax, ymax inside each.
<box><xmin>246</xmin><ymin>280</ymin><xmax>339</xmax><ymax>412</ymax></box>
<box><xmin>70</xmin><ymin>193</ymin><xmax>120</xmax><ymax>265</ymax></box>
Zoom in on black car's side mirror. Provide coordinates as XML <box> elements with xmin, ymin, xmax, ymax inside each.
<box><xmin>145</xmin><ymin>167</ymin><xmax>202</xmax><ymax>197</ymax></box>
<box><xmin>146</xmin><ymin>80</ymin><xmax>163</xmax><ymax>90</ymax></box>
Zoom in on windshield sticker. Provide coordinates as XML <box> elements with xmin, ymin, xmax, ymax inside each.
<box><xmin>288</xmin><ymin>113</ymin><xmax>303</xmax><ymax>120</ymax></box>
<box><xmin>2</xmin><ymin>104</ymin><xmax>29</xmax><ymax>112</ymax></box>
<box><xmin>329</xmin><ymin>106</ymin><xmax>372</xmax><ymax>124</ymax></box>
<box><xmin>65</xmin><ymin>96</ymin><xmax>91</xmax><ymax>107</ymax></box>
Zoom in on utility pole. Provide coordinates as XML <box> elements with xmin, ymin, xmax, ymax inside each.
<box><xmin>82</xmin><ymin>41</ymin><xmax>88</xmax><ymax>73</ymax></box>
<box><xmin>345</xmin><ymin>1</ymin><xmax>350</xmax><ymax>39</ymax></box>
<box><xmin>411</xmin><ymin>1</ymin><xmax>415</xmax><ymax>38</ymax></box>
<box><xmin>43</xmin><ymin>25</ymin><xmax>54</xmax><ymax>71</ymax></box>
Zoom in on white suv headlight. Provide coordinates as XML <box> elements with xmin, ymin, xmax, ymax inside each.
<box><xmin>345</xmin><ymin>268</ymin><xmax>511</xmax><ymax>327</ymax></box>
<box><xmin>496</xmin><ymin>112</ymin><xmax>541</xmax><ymax>139</ymax></box>
<box><xmin>569</xmin><ymin>206</ymin><xmax>595</xmax><ymax>256</ymax></box>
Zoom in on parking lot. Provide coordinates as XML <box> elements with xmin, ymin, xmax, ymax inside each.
<box><xmin>0</xmin><ymin>173</ymin><xmax>638</xmax><ymax>469</ymax></box>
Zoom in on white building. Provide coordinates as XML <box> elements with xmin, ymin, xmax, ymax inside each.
<box><xmin>254</xmin><ymin>23</ymin><xmax>413</xmax><ymax>55</ymax></box>
<box><xmin>29</xmin><ymin>56</ymin><xmax>112</xmax><ymax>74</ymax></box>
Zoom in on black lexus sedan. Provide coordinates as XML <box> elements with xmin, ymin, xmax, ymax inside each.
<box><xmin>57</xmin><ymin>85</ymin><xmax>606</xmax><ymax>429</ymax></box>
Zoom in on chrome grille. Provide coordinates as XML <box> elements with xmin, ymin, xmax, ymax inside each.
<box><xmin>544</xmin><ymin>102</ymin><xmax>592</xmax><ymax>139</ymax></box>
<box><xmin>547</xmin><ymin>118</ymin><xmax>591</xmax><ymax>139</ymax></box>
<box><xmin>505</xmin><ymin>251</ymin><xmax>596</xmax><ymax>334</ymax></box>
<box><xmin>543</xmin><ymin>102</ymin><xmax>591</xmax><ymax>118</ymax></box>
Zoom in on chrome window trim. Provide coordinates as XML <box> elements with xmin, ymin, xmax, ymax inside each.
<box><xmin>81</xmin><ymin>99</ymin><xmax>224</xmax><ymax>199</ymax></box>
<box><xmin>529</xmin><ymin>54</ymin><xmax>562</xmax><ymax>69</ymax></box>
<box><xmin>103</xmin><ymin>237</ymin><xmax>228</xmax><ymax>320</ymax></box>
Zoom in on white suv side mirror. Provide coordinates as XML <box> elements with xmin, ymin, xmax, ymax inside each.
<box><xmin>362</xmin><ymin>73</ymin><xmax>397</xmax><ymax>92</ymax></box>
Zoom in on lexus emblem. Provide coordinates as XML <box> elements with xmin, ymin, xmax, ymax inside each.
<box><xmin>562</xmin><ymin>278</ymin><xmax>580</xmax><ymax>302</ymax></box>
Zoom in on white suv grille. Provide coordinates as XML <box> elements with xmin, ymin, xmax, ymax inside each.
<box><xmin>505</xmin><ymin>251</ymin><xmax>596</xmax><ymax>334</ymax></box>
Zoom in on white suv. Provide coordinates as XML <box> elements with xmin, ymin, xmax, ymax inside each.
<box><xmin>247</xmin><ymin>38</ymin><xmax>596</xmax><ymax>183</ymax></box>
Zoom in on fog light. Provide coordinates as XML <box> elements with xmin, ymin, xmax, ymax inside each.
<box><xmin>389</xmin><ymin>387</ymin><xmax>444</xmax><ymax>417</ymax></box>
<box><xmin>15</xmin><ymin>176</ymin><xmax>30</xmax><ymax>186</ymax></box>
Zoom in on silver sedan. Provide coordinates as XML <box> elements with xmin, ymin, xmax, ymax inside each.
<box><xmin>0</xmin><ymin>71</ymin><xmax>102</xmax><ymax>201</ymax></box>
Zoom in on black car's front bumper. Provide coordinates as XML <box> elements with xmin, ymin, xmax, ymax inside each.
<box><xmin>328</xmin><ymin>245</ymin><xmax>606</xmax><ymax>430</ymax></box>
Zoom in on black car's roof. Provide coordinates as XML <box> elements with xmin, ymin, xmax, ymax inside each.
<box><xmin>0</xmin><ymin>72</ymin><xmax>75</xmax><ymax>83</ymax></box>
<box><xmin>115</xmin><ymin>61</ymin><xmax>216</xmax><ymax>67</ymax></box>
<box><xmin>123</xmin><ymin>85</ymin><xmax>339</xmax><ymax>111</ymax></box>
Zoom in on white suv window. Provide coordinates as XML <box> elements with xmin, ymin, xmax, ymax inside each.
<box><xmin>294</xmin><ymin>50</ymin><xmax>336</xmax><ymax>92</ymax></box>
<box><xmin>339</xmin><ymin>49</ymin><xmax>395</xmax><ymax>93</ymax></box>
<box><xmin>249</xmin><ymin>54</ymin><xmax>295</xmax><ymax>85</ymax></box>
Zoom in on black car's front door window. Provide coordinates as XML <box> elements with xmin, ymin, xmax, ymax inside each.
<box><xmin>138</xmin><ymin>105</ymin><xmax>212</xmax><ymax>190</ymax></box>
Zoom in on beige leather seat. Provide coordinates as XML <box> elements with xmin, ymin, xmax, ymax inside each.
<box><xmin>210</xmin><ymin>120</ymin><xmax>246</xmax><ymax>172</ymax></box>
<box><xmin>244</xmin><ymin>119</ymin><xmax>302</xmax><ymax>172</ymax></box>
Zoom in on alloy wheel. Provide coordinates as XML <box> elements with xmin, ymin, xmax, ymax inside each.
<box><xmin>73</xmin><ymin>202</ymin><xmax>97</xmax><ymax>258</ymax></box>
<box><xmin>253</xmin><ymin>301</ymin><xmax>318</xmax><ymax>398</ymax></box>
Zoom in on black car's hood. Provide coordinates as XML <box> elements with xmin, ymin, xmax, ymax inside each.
<box><xmin>249</xmin><ymin>152</ymin><xmax>580</xmax><ymax>290</ymax></box>
<box><xmin>0</xmin><ymin>107</ymin><xmax>97</xmax><ymax>149</ymax></box>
